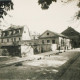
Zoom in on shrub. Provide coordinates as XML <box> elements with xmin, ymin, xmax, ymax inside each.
<box><xmin>2</xmin><ymin>49</ymin><xmax>9</xmax><ymax>56</ymax></box>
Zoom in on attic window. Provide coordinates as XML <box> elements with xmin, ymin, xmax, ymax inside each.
<box><xmin>9</xmin><ymin>31</ymin><xmax>12</xmax><ymax>35</ymax></box>
<box><xmin>18</xmin><ymin>30</ymin><xmax>20</xmax><ymax>33</ymax></box>
<box><xmin>47</xmin><ymin>33</ymin><xmax>49</xmax><ymax>35</ymax></box>
<box><xmin>13</xmin><ymin>30</ymin><xmax>16</xmax><ymax>34</ymax></box>
<box><xmin>3</xmin><ymin>33</ymin><xmax>5</xmax><ymax>36</ymax></box>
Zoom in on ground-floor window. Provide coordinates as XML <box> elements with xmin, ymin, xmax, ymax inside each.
<box><xmin>47</xmin><ymin>40</ymin><xmax>50</xmax><ymax>43</ymax></box>
<box><xmin>1</xmin><ymin>39</ymin><xmax>3</xmax><ymax>43</ymax></box>
<box><xmin>19</xmin><ymin>38</ymin><xmax>21</xmax><ymax>41</ymax></box>
<box><xmin>52</xmin><ymin>40</ymin><xmax>55</xmax><ymax>44</ymax></box>
<box><xmin>14</xmin><ymin>38</ymin><xmax>16</xmax><ymax>42</ymax></box>
<box><xmin>7</xmin><ymin>39</ymin><xmax>9</xmax><ymax>42</ymax></box>
<box><xmin>42</xmin><ymin>40</ymin><xmax>44</xmax><ymax>44</ymax></box>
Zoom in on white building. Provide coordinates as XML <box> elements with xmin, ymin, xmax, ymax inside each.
<box><xmin>0</xmin><ymin>25</ymin><xmax>33</xmax><ymax>57</ymax></box>
<box><xmin>38</xmin><ymin>30</ymin><xmax>71</xmax><ymax>51</ymax></box>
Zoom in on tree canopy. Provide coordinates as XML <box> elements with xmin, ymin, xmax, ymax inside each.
<box><xmin>38</xmin><ymin>0</ymin><xmax>80</xmax><ymax>19</ymax></box>
<box><xmin>0</xmin><ymin>0</ymin><xmax>80</xmax><ymax>19</ymax></box>
<box><xmin>0</xmin><ymin>0</ymin><xmax>13</xmax><ymax>18</ymax></box>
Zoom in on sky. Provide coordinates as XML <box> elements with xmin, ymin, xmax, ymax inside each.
<box><xmin>0</xmin><ymin>0</ymin><xmax>80</xmax><ymax>34</ymax></box>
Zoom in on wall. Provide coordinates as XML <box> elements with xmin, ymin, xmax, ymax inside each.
<box><xmin>40</xmin><ymin>30</ymin><xmax>57</xmax><ymax>38</ymax></box>
<box><xmin>1</xmin><ymin>46</ymin><xmax>21</xmax><ymax>57</ymax></box>
<box><xmin>21</xmin><ymin>45</ymin><xmax>34</xmax><ymax>57</ymax></box>
<box><xmin>32</xmin><ymin>44</ymin><xmax>52</xmax><ymax>54</ymax></box>
<box><xmin>38</xmin><ymin>37</ymin><xmax>59</xmax><ymax>44</ymax></box>
<box><xmin>22</xmin><ymin>26</ymin><xmax>31</xmax><ymax>40</ymax></box>
<box><xmin>59</xmin><ymin>37</ymin><xmax>71</xmax><ymax>50</ymax></box>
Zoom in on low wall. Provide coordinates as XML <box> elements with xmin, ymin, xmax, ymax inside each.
<box><xmin>32</xmin><ymin>44</ymin><xmax>52</xmax><ymax>54</ymax></box>
<box><xmin>21</xmin><ymin>45</ymin><xmax>34</xmax><ymax>57</ymax></box>
<box><xmin>1</xmin><ymin>46</ymin><xmax>21</xmax><ymax>57</ymax></box>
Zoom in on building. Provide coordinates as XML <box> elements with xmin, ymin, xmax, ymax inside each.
<box><xmin>61</xmin><ymin>27</ymin><xmax>80</xmax><ymax>48</ymax></box>
<box><xmin>0</xmin><ymin>25</ymin><xmax>33</xmax><ymax>57</ymax></box>
<box><xmin>38</xmin><ymin>30</ymin><xmax>71</xmax><ymax>51</ymax></box>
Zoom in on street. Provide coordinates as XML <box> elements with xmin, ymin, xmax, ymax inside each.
<box><xmin>59</xmin><ymin>55</ymin><xmax>80</xmax><ymax>80</ymax></box>
<box><xmin>0</xmin><ymin>50</ymin><xmax>80</xmax><ymax>80</ymax></box>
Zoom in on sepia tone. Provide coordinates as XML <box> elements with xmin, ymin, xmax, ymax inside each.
<box><xmin>0</xmin><ymin>0</ymin><xmax>80</xmax><ymax>80</ymax></box>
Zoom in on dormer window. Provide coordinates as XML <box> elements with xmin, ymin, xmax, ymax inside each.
<box><xmin>19</xmin><ymin>37</ymin><xmax>21</xmax><ymax>41</ymax></box>
<box><xmin>3</xmin><ymin>33</ymin><xmax>5</xmax><ymax>36</ymax></box>
<box><xmin>47</xmin><ymin>33</ymin><xmax>49</xmax><ymax>35</ymax></box>
<box><xmin>7</xmin><ymin>39</ymin><xmax>9</xmax><ymax>42</ymax></box>
<box><xmin>9</xmin><ymin>31</ymin><xmax>12</xmax><ymax>35</ymax></box>
<box><xmin>18</xmin><ymin>29</ymin><xmax>20</xmax><ymax>33</ymax></box>
<box><xmin>13</xmin><ymin>30</ymin><xmax>16</xmax><ymax>34</ymax></box>
<box><xmin>1</xmin><ymin>39</ymin><xmax>3</xmax><ymax>43</ymax></box>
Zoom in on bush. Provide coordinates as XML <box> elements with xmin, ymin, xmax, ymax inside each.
<box><xmin>2</xmin><ymin>49</ymin><xmax>9</xmax><ymax>56</ymax></box>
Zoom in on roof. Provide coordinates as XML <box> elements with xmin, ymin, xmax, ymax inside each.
<box><xmin>61</xmin><ymin>27</ymin><xmax>80</xmax><ymax>37</ymax></box>
<box><xmin>4</xmin><ymin>25</ymin><xmax>24</xmax><ymax>31</ymax></box>
<box><xmin>0</xmin><ymin>25</ymin><xmax>24</xmax><ymax>38</ymax></box>
<box><xmin>39</xmin><ymin>30</ymin><xmax>68</xmax><ymax>39</ymax></box>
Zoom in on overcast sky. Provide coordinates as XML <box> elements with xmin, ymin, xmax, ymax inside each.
<box><xmin>0</xmin><ymin>0</ymin><xmax>80</xmax><ymax>34</ymax></box>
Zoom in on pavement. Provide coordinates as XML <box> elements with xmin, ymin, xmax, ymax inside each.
<box><xmin>0</xmin><ymin>49</ymin><xmax>80</xmax><ymax>68</ymax></box>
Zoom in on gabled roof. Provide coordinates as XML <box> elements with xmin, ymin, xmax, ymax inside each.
<box><xmin>39</xmin><ymin>30</ymin><xmax>68</xmax><ymax>38</ymax></box>
<box><xmin>61</xmin><ymin>27</ymin><xmax>80</xmax><ymax>37</ymax></box>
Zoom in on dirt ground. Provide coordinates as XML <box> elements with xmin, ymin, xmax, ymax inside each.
<box><xmin>0</xmin><ymin>50</ymin><xmax>80</xmax><ymax>80</ymax></box>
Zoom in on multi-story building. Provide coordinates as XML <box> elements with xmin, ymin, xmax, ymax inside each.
<box><xmin>0</xmin><ymin>26</ymin><xmax>72</xmax><ymax>56</ymax></box>
<box><xmin>0</xmin><ymin>25</ymin><xmax>33</xmax><ymax>57</ymax></box>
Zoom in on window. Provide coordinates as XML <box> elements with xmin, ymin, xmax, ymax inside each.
<box><xmin>42</xmin><ymin>40</ymin><xmax>44</xmax><ymax>44</ymax></box>
<box><xmin>3</xmin><ymin>33</ymin><xmax>5</xmax><ymax>36</ymax></box>
<box><xmin>1</xmin><ymin>39</ymin><xmax>3</xmax><ymax>43</ymax></box>
<box><xmin>47</xmin><ymin>33</ymin><xmax>49</xmax><ymax>35</ymax></box>
<box><xmin>18</xmin><ymin>30</ymin><xmax>20</xmax><ymax>33</ymax></box>
<box><xmin>9</xmin><ymin>31</ymin><xmax>12</xmax><ymax>35</ymax></box>
<box><xmin>7</xmin><ymin>39</ymin><xmax>9</xmax><ymax>42</ymax></box>
<box><xmin>13</xmin><ymin>30</ymin><xmax>16</xmax><ymax>34</ymax></box>
<box><xmin>19</xmin><ymin>38</ymin><xmax>21</xmax><ymax>41</ymax></box>
<box><xmin>61</xmin><ymin>39</ymin><xmax>64</xmax><ymax>46</ymax></box>
<box><xmin>47</xmin><ymin>40</ymin><xmax>50</xmax><ymax>43</ymax></box>
<box><xmin>14</xmin><ymin>38</ymin><xmax>16</xmax><ymax>42</ymax></box>
<box><xmin>5</xmin><ymin>32</ymin><xmax>8</xmax><ymax>36</ymax></box>
<box><xmin>11</xmin><ymin>38</ymin><xmax>13</xmax><ymax>42</ymax></box>
<box><xmin>52</xmin><ymin>40</ymin><xmax>55</xmax><ymax>44</ymax></box>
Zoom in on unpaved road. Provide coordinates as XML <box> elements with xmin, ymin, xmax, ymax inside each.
<box><xmin>59</xmin><ymin>55</ymin><xmax>80</xmax><ymax>80</ymax></box>
<box><xmin>0</xmin><ymin>50</ymin><xmax>80</xmax><ymax>80</ymax></box>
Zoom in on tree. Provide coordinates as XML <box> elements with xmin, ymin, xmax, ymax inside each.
<box><xmin>38</xmin><ymin>0</ymin><xmax>57</xmax><ymax>9</ymax></box>
<box><xmin>38</xmin><ymin>0</ymin><xmax>80</xmax><ymax>19</ymax></box>
<box><xmin>0</xmin><ymin>0</ymin><xmax>80</xmax><ymax>19</ymax></box>
<box><xmin>0</xmin><ymin>0</ymin><xmax>13</xmax><ymax>18</ymax></box>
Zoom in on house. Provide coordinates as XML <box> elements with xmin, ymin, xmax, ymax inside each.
<box><xmin>38</xmin><ymin>30</ymin><xmax>71</xmax><ymax>51</ymax></box>
<box><xmin>61</xmin><ymin>27</ymin><xmax>80</xmax><ymax>48</ymax></box>
<box><xmin>0</xmin><ymin>25</ymin><xmax>33</xmax><ymax>57</ymax></box>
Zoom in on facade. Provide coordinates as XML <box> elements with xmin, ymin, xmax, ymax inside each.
<box><xmin>38</xmin><ymin>30</ymin><xmax>71</xmax><ymax>51</ymax></box>
<box><xmin>0</xmin><ymin>25</ymin><xmax>33</xmax><ymax>57</ymax></box>
<box><xmin>0</xmin><ymin>26</ymin><xmax>72</xmax><ymax>56</ymax></box>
